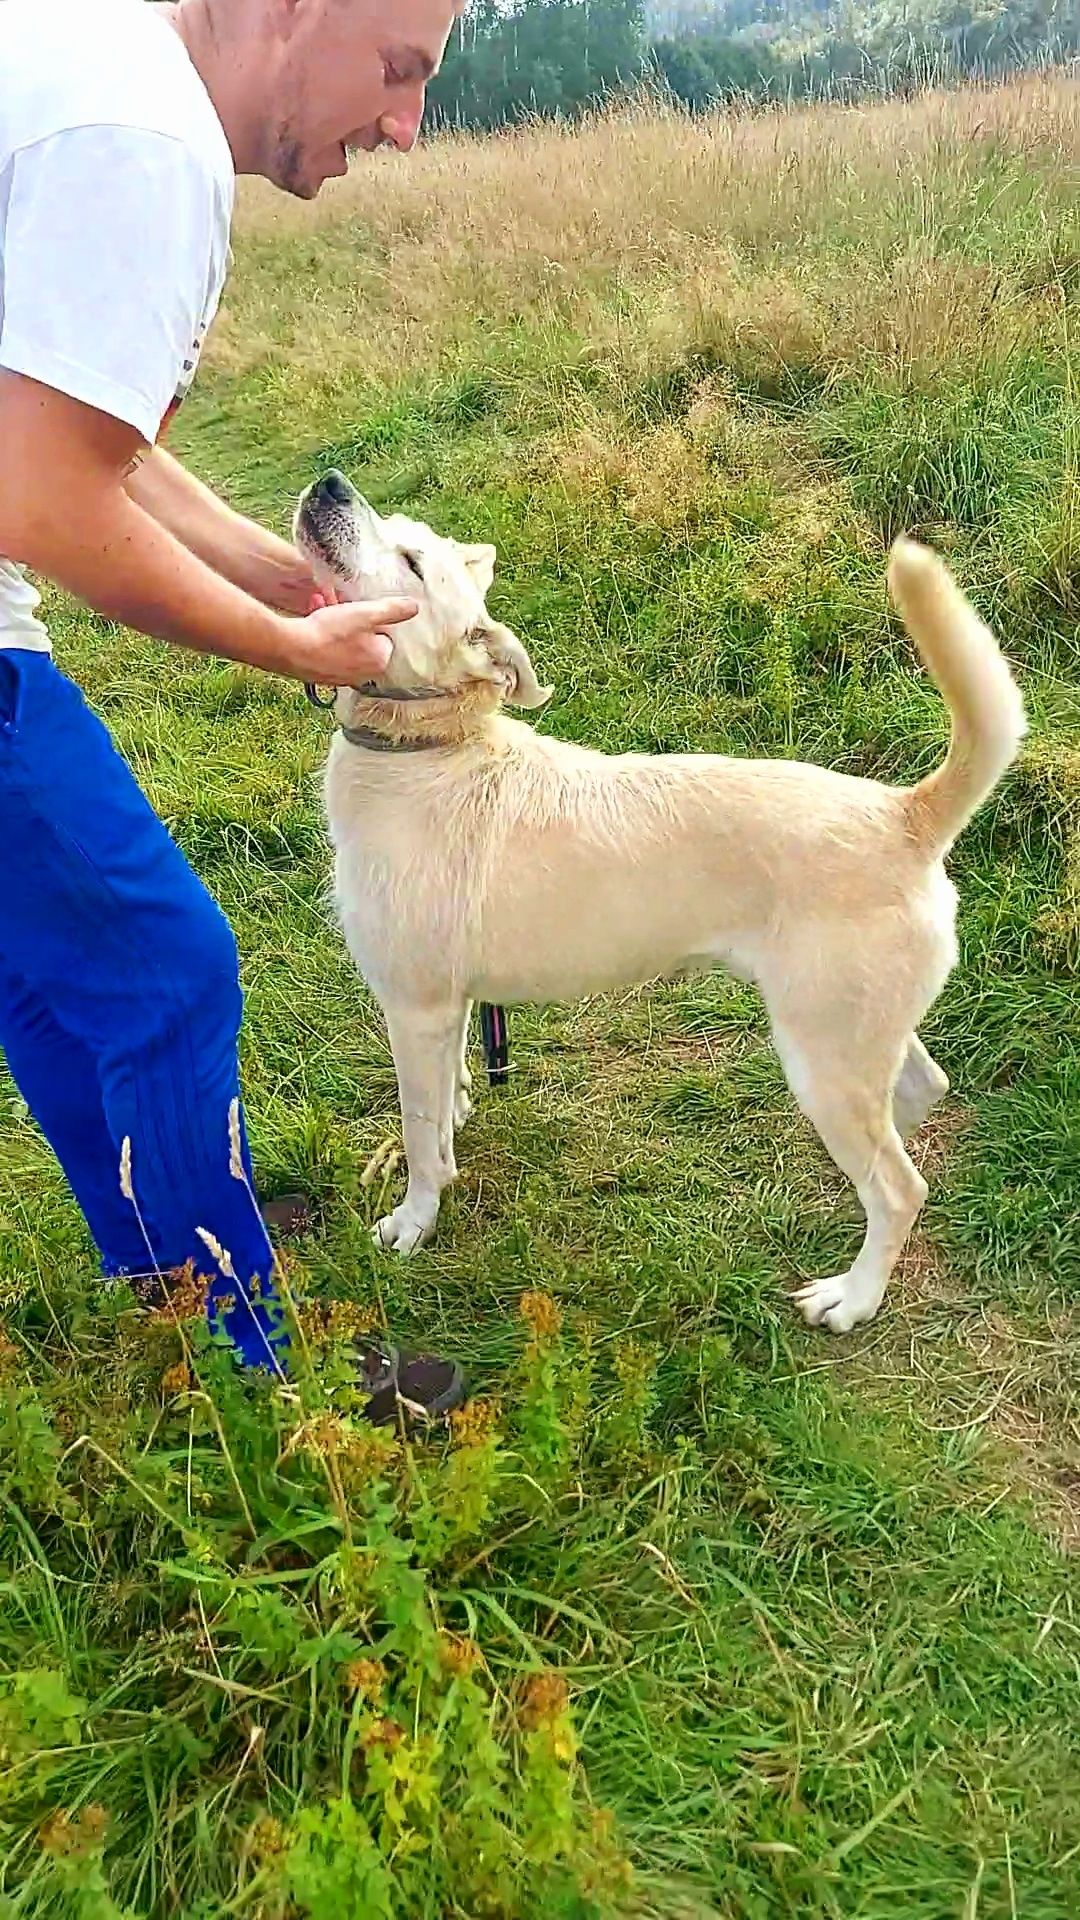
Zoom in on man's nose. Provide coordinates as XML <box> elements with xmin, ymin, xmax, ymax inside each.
<box><xmin>378</xmin><ymin>88</ymin><xmax>426</xmax><ymax>153</ymax></box>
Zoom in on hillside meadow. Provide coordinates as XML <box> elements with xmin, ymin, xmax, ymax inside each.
<box><xmin>1</xmin><ymin>74</ymin><xmax>1078</xmax><ymax>1920</ymax></box>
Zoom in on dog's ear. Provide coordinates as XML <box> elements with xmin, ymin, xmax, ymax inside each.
<box><xmin>458</xmin><ymin>542</ymin><xmax>497</xmax><ymax>596</ymax></box>
<box><xmin>479</xmin><ymin>620</ymin><xmax>553</xmax><ymax>709</ymax></box>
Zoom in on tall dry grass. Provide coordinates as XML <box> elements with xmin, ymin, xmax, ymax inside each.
<box><xmin>214</xmin><ymin>73</ymin><xmax>1080</xmax><ymax>399</ymax></box>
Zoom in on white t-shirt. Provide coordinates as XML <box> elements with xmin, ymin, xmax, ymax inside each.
<box><xmin>0</xmin><ymin>0</ymin><xmax>235</xmax><ymax>651</ymax></box>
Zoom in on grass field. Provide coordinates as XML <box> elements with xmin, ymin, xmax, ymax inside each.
<box><xmin>2</xmin><ymin>75</ymin><xmax>1079</xmax><ymax>1920</ymax></box>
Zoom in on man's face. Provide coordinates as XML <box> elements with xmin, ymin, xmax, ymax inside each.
<box><xmin>263</xmin><ymin>0</ymin><xmax>459</xmax><ymax>198</ymax></box>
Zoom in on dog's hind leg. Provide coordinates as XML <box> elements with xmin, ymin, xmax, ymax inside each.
<box><xmin>770</xmin><ymin>1006</ymin><xmax>930</xmax><ymax>1334</ymax></box>
<box><xmin>454</xmin><ymin>1000</ymin><xmax>474</xmax><ymax>1132</ymax></box>
<box><xmin>375</xmin><ymin>1000</ymin><xmax>467</xmax><ymax>1255</ymax></box>
<box><xmin>893</xmin><ymin>1034</ymin><xmax>949</xmax><ymax>1139</ymax></box>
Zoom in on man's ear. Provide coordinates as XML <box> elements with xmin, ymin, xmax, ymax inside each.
<box><xmin>458</xmin><ymin>542</ymin><xmax>497</xmax><ymax>597</ymax></box>
<box><xmin>479</xmin><ymin>620</ymin><xmax>553</xmax><ymax>710</ymax></box>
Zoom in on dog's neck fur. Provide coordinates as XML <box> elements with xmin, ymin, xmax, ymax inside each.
<box><xmin>337</xmin><ymin>680</ymin><xmax>508</xmax><ymax>753</ymax></box>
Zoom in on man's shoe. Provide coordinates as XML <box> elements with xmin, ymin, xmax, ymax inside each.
<box><xmin>358</xmin><ymin>1342</ymin><xmax>466</xmax><ymax>1426</ymax></box>
<box><xmin>116</xmin><ymin>1265</ymin><xmax>466</xmax><ymax>1425</ymax></box>
<box><xmin>258</xmin><ymin>1192</ymin><xmax>314</xmax><ymax>1238</ymax></box>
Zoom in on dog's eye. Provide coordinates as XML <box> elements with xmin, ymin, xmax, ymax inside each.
<box><xmin>402</xmin><ymin>552</ymin><xmax>424</xmax><ymax>582</ymax></box>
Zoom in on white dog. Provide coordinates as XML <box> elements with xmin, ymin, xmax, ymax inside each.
<box><xmin>295</xmin><ymin>470</ymin><xmax>1024</xmax><ymax>1333</ymax></box>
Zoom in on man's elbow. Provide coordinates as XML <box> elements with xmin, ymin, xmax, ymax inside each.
<box><xmin>0</xmin><ymin>490</ymin><xmax>33</xmax><ymax>567</ymax></box>
<box><xmin>0</xmin><ymin>484</ymin><xmax>56</xmax><ymax>572</ymax></box>
<box><xmin>0</xmin><ymin>372</ymin><xmax>143</xmax><ymax>567</ymax></box>
<box><xmin>0</xmin><ymin>464</ymin><xmax>44</xmax><ymax>569</ymax></box>
<box><xmin>0</xmin><ymin>471</ymin><xmax>122</xmax><ymax>576</ymax></box>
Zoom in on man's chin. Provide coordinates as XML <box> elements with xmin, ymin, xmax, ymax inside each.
<box><xmin>272</xmin><ymin>142</ymin><xmax>349</xmax><ymax>200</ymax></box>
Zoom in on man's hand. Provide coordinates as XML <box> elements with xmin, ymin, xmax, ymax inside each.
<box><xmin>246</xmin><ymin>548</ymin><xmax>338</xmax><ymax>616</ymax></box>
<box><xmin>282</xmin><ymin>598</ymin><xmax>424</xmax><ymax>685</ymax></box>
<box><xmin>222</xmin><ymin>537</ymin><xmax>344</xmax><ymax>617</ymax></box>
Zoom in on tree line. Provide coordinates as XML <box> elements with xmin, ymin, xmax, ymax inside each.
<box><xmin>424</xmin><ymin>0</ymin><xmax>1080</xmax><ymax>129</ymax></box>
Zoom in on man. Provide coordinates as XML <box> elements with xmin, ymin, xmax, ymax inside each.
<box><xmin>0</xmin><ymin>0</ymin><xmax>464</xmax><ymax>1417</ymax></box>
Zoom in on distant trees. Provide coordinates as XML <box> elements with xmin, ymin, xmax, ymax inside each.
<box><xmin>426</xmin><ymin>0</ymin><xmax>648</xmax><ymax>129</ymax></box>
<box><xmin>423</xmin><ymin>0</ymin><xmax>1080</xmax><ymax>132</ymax></box>
<box><xmin>649</xmin><ymin>32</ymin><xmax>779</xmax><ymax>104</ymax></box>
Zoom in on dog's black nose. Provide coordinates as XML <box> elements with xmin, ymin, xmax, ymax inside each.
<box><xmin>319</xmin><ymin>469</ymin><xmax>352</xmax><ymax>506</ymax></box>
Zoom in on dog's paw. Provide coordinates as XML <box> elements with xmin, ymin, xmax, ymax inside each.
<box><xmin>373</xmin><ymin>1202</ymin><xmax>437</xmax><ymax>1256</ymax></box>
<box><xmin>792</xmin><ymin>1271</ymin><xmax>885</xmax><ymax>1334</ymax></box>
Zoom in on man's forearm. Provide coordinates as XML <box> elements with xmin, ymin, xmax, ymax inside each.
<box><xmin>127</xmin><ymin>445</ymin><xmax>328</xmax><ymax>615</ymax></box>
<box><xmin>10</xmin><ymin>477</ymin><xmax>297</xmax><ymax>673</ymax></box>
<box><xmin>127</xmin><ymin>446</ymin><xmax>287</xmax><ymax>583</ymax></box>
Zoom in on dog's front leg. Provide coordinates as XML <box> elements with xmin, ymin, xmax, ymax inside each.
<box><xmin>375</xmin><ymin>1001</ymin><xmax>466</xmax><ymax>1255</ymax></box>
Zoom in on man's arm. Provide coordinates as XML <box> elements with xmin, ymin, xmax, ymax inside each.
<box><xmin>0</xmin><ymin>373</ymin><xmax>414</xmax><ymax>683</ymax></box>
<box><xmin>128</xmin><ymin>446</ymin><xmax>327</xmax><ymax>615</ymax></box>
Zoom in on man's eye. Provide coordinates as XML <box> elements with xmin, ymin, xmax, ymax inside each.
<box><xmin>402</xmin><ymin>552</ymin><xmax>424</xmax><ymax>581</ymax></box>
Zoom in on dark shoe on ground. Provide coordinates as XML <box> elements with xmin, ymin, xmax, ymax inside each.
<box><xmin>359</xmin><ymin>1342</ymin><xmax>467</xmax><ymax>1426</ymax></box>
<box><xmin>115</xmin><ymin>1263</ymin><xmax>466</xmax><ymax>1425</ymax></box>
<box><xmin>259</xmin><ymin>1192</ymin><xmax>314</xmax><ymax>1238</ymax></box>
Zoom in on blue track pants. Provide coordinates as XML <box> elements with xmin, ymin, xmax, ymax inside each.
<box><xmin>0</xmin><ymin>647</ymin><xmax>285</xmax><ymax>1367</ymax></box>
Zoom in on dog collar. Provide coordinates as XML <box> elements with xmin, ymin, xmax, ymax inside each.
<box><xmin>338</xmin><ymin>722</ymin><xmax>444</xmax><ymax>754</ymax></box>
<box><xmin>305</xmin><ymin>680</ymin><xmax>449</xmax><ymax>711</ymax></box>
<box><xmin>338</xmin><ymin>684</ymin><xmax>456</xmax><ymax>753</ymax></box>
<box><xmin>305</xmin><ymin>680</ymin><xmax>458</xmax><ymax>754</ymax></box>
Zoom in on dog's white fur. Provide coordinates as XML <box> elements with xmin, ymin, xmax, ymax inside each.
<box><xmin>295</xmin><ymin>473</ymin><xmax>1025</xmax><ymax>1333</ymax></box>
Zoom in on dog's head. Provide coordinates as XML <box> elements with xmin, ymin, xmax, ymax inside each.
<box><xmin>294</xmin><ymin>470</ymin><xmax>551</xmax><ymax>709</ymax></box>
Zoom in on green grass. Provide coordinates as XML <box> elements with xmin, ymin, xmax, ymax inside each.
<box><xmin>2</xmin><ymin>89</ymin><xmax>1080</xmax><ymax>1920</ymax></box>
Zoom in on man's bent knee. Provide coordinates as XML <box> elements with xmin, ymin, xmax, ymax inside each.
<box><xmin>176</xmin><ymin>889</ymin><xmax>243</xmax><ymax>1026</ymax></box>
<box><xmin>123</xmin><ymin>882</ymin><xmax>243</xmax><ymax>1054</ymax></box>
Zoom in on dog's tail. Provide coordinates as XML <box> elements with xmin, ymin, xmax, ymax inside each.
<box><xmin>887</xmin><ymin>537</ymin><xmax>1026</xmax><ymax>858</ymax></box>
